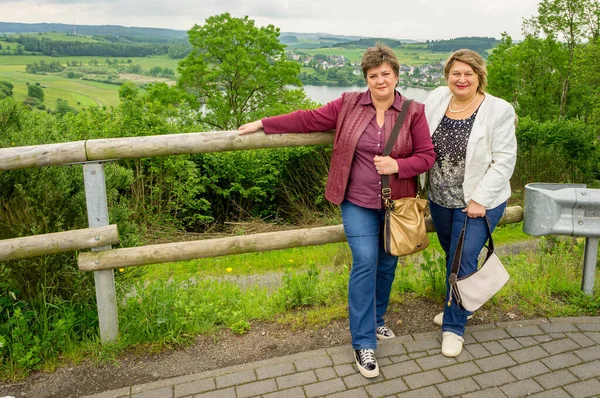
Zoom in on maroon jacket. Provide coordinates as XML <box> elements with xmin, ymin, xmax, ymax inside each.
<box><xmin>262</xmin><ymin>90</ymin><xmax>435</xmax><ymax>206</ymax></box>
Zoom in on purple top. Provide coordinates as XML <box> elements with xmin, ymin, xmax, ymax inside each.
<box><xmin>262</xmin><ymin>90</ymin><xmax>432</xmax><ymax>209</ymax></box>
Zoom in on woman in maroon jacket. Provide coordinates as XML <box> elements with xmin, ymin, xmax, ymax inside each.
<box><xmin>239</xmin><ymin>43</ymin><xmax>435</xmax><ymax>378</ymax></box>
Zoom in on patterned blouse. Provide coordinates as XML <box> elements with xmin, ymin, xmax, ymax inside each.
<box><xmin>428</xmin><ymin>110</ymin><xmax>478</xmax><ymax>208</ymax></box>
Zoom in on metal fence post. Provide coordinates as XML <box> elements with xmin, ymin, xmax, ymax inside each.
<box><xmin>83</xmin><ymin>162</ymin><xmax>119</xmax><ymax>342</ymax></box>
<box><xmin>582</xmin><ymin>237</ymin><xmax>599</xmax><ymax>295</ymax></box>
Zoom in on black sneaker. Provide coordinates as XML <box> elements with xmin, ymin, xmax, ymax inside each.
<box><xmin>354</xmin><ymin>348</ymin><xmax>379</xmax><ymax>378</ymax></box>
<box><xmin>376</xmin><ymin>325</ymin><xmax>395</xmax><ymax>340</ymax></box>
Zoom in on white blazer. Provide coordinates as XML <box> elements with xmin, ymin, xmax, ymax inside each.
<box><xmin>422</xmin><ymin>87</ymin><xmax>517</xmax><ymax>209</ymax></box>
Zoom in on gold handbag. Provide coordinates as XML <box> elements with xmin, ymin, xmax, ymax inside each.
<box><xmin>381</xmin><ymin>99</ymin><xmax>430</xmax><ymax>257</ymax></box>
<box><xmin>383</xmin><ymin>196</ymin><xmax>429</xmax><ymax>257</ymax></box>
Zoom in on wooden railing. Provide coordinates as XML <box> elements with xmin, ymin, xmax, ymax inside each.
<box><xmin>0</xmin><ymin>130</ymin><xmax>523</xmax><ymax>343</ymax></box>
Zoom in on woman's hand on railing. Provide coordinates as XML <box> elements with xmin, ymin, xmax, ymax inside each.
<box><xmin>238</xmin><ymin>120</ymin><xmax>263</xmax><ymax>135</ymax></box>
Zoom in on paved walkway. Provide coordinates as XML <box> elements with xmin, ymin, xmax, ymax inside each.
<box><xmin>84</xmin><ymin>317</ymin><xmax>600</xmax><ymax>398</ymax></box>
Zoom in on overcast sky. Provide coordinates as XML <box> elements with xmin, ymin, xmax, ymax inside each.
<box><xmin>1</xmin><ymin>0</ymin><xmax>541</xmax><ymax>41</ymax></box>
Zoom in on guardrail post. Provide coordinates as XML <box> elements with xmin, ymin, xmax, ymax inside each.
<box><xmin>83</xmin><ymin>162</ymin><xmax>119</xmax><ymax>342</ymax></box>
<box><xmin>582</xmin><ymin>237</ymin><xmax>599</xmax><ymax>295</ymax></box>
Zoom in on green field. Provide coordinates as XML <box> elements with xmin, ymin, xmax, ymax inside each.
<box><xmin>300</xmin><ymin>45</ymin><xmax>447</xmax><ymax>65</ymax></box>
<box><xmin>0</xmin><ymin>55</ymin><xmax>182</xmax><ymax>109</ymax></box>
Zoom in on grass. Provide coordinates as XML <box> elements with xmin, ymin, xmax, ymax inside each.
<box><xmin>300</xmin><ymin>45</ymin><xmax>447</xmax><ymax>65</ymax></box>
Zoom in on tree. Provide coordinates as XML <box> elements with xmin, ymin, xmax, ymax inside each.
<box><xmin>0</xmin><ymin>80</ymin><xmax>13</xmax><ymax>99</ymax></box>
<box><xmin>178</xmin><ymin>13</ymin><xmax>312</xmax><ymax>130</ymax></box>
<box><xmin>27</xmin><ymin>84</ymin><xmax>44</xmax><ymax>102</ymax></box>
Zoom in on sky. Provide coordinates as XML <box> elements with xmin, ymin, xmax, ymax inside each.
<box><xmin>0</xmin><ymin>0</ymin><xmax>542</xmax><ymax>41</ymax></box>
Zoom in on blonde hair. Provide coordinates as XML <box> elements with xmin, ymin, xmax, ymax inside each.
<box><xmin>361</xmin><ymin>43</ymin><xmax>400</xmax><ymax>79</ymax></box>
<box><xmin>443</xmin><ymin>49</ymin><xmax>488</xmax><ymax>93</ymax></box>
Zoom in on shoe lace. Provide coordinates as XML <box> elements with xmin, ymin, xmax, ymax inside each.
<box><xmin>359</xmin><ymin>349</ymin><xmax>376</xmax><ymax>364</ymax></box>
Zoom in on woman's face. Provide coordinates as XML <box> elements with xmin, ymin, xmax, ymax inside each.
<box><xmin>447</xmin><ymin>60</ymin><xmax>479</xmax><ymax>100</ymax></box>
<box><xmin>366</xmin><ymin>62</ymin><xmax>398</xmax><ymax>103</ymax></box>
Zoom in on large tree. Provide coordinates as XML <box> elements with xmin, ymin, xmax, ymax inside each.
<box><xmin>178</xmin><ymin>13</ymin><xmax>312</xmax><ymax>130</ymax></box>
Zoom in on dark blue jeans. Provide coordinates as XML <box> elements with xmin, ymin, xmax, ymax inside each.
<box><xmin>340</xmin><ymin>200</ymin><xmax>399</xmax><ymax>350</ymax></box>
<box><xmin>428</xmin><ymin>200</ymin><xmax>507</xmax><ymax>336</ymax></box>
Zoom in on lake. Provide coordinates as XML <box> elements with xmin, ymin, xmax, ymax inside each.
<box><xmin>301</xmin><ymin>85</ymin><xmax>433</xmax><ymax>104</ymax></box>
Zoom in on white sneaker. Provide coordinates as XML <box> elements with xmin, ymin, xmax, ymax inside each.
<box><xmin>442</xmin><ymin>332</ymin><xmax>464</xmax><ymax>357</ymax></box>
<box><xmin>433</xmin><ymin>312</ymin><xmax>473</xmax><ymax>326</ymax></box>
<box><xmin>354</xmin><ymin>349</ymin><xmax>379</xmax><ymax>378</ymax></box>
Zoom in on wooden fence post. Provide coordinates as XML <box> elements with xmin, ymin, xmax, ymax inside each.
<box><xmin>83</xmin><ymin>162</ymin><xmax>119</xmax><ymax>343</ymax></box>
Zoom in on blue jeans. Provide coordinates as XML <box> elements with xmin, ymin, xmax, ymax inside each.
<box><xmin>428</xmin><ymin>200</ymin><xmax>507</xmax><ymax>337</ymax></box>
<box><xmin>340</xmin><ymin>200</ymin><xmax>399</xmax><ymax>350</ymax></box>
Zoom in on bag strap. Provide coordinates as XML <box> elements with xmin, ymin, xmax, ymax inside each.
<box><xmin>381</xmin><ymin>99</ymin><xmax>412</xmax><ymax>202</ymax></box>
<box><xmin>449</xmin><ymin>215</ymin><xmax>496</xmax><ymax>283</ymax></box>
<box><xmin>447</xmin><ymin>215</ymin><xmax>496</xmax><ymax>307</ymax></box>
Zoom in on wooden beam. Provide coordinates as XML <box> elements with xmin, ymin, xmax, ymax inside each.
<box><xmin>0</xmin><ymin>225</ymin><xmax>119</xmax><ymax>261</ymax></box>
<box><xmin>0</xmin><ymin>131</ymin><xmax>335</xmax><ymax>171</ymax></box>
<box><xmin>78</xmin><ymin>206</ymin><xmax>523</xmax><ymax>272</ymax></box>
<box><xmin>0</xmin><ymin>141</ymin><xmax>87</xmax><ymax>171</ymax></box>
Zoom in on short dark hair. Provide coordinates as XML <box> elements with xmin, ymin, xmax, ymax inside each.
<box><xmin>443</xmin><ymin>49</ymin><xmax>488</xmax><ymax>93</ymax></box>
<box><xmin>361</xmin><ymin>43</ymin><xmax>400</xmax><ymax>79</ymax></box>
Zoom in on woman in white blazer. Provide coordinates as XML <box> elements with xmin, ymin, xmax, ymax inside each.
<box><xmin>423</xmin><ymin>49</ymin><xmax>517</xmax><ymax>358</ymax></box>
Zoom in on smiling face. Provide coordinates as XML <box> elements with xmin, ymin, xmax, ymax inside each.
<box><xmin>447</xmin><ymin>60</ymin><xmax>479</xmax><ymax>101</ymax></box>
<box><xmin>366</xmin><ymin>62</ymin><xmax>398</xmax><ymax>103</ymax></box>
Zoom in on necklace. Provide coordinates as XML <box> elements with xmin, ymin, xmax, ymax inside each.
<box><xmin>448</xmin><ymin>93</ymin><xmax>478</xmax><ymax>113</ymax></box>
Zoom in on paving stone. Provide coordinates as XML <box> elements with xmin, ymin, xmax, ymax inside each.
<box><xmin>549</xmin><ymin>333</ymin><xmax>567</xmax><ymax>339</ymax></box>
<box><xmin>576</xmin><ymin>323</ymin><xmax>600</xmax><ymax>332</ymax></box>
<box><xmin>568</xmin><ymin>360</ymin><xmax>600</xmax><ymax>379</ymax></box>
<box><xmin>540</xmin><ymin>323</ymin><xmax>579</xmax><ymax>334</ymax></box>
<box><xmin>499</xmin><ymin>379</ymin><xmax>544</xmax><ymax>397</ymax></box>
<box><xmin>380</xmin><ymin>360</ymin><xmax>421</xmax><ymax>379</ymax></box>
<box><xmin>263</xmin><ymin>387</ymin><xmax>305</xmax><ymax>398</ymax></box>
<box><xmin>549</xmin><ymin>316</ymin><xmax>600</xmax><ymax>324</ymax></box>
<box><xmin>343</xmin><ymin>373</ymin><xmax>378</xmax><ymax>389</ymax></box>
<box><xmin>541</xmin><ymin>338</ymin><xmax>581</xmax><ymax>355</ymax></box>
<box><xmin>294</xmin><ymin>354</ymin><xmax>333</xmax><ymax>371</ymax></box>
<box><xmin>256</xmin><ymin>362</ymin><xmax>296</xmax><ymax>380</ymax></box>
<box><xmin>566</xmin><ymin>332</ymin><xmax>596</xmax><ymax>347</ymax></box>
<box><xmin>465</xmin><ymin>343</ymin><xmax>492</xmax><ymax>359</ymax></box>
<box><xmin>365</xmin><ymin>378</ymin><xmax>410</xmax><ymax>397</ymax></box>
<box><xmin>315</xmin><ymin>367</ymin><xmax>337</xmax><ymax>381</ymax></box>
<box><xmin>83</xmin><ymin>388</ymin><xmax>131</xmax><ymax>398</ymax></box>
<box><xmin>215</xmin><ymin>369</ymin><xmax>256</xmax><ymax>389</ymax></box>
<box><xmin>304</xmin><ymin>378</ymin><xmax>346</xmax><ymax>397</ymax></box>
<box><xmin>563</xmin><ymin>378</ymin><xmax>600</xmax><ymax>398</ymax></box>
<box><xmin>389</xmin><ymin>354</ymin><xmax>411</xmax><ymax>363</ymax></box>
<box><xmin>325</xmin><ymin>387</ymin><xmax>369</xmax><ymax>398</ymax></box>
<box><xmin>174</xmin><ymin>378</ymin><xmax>215</xmax><ymax>397</ymax></box>
<box><xmin>403</xmin><ymin>369</ymin><xmax>445</xmax><ymax>389</ymax></box>
<box><xmin>426</xmin><ymin>348</ymin><xmax>439</xmax><ymax>355</ymax></box>
<box><xmin>541</xmin><ymin>352</ymin><xmax>583</xmax><ymax>370</ymax></box>
<box><xmin>378</xmin><ymin>357</ymin><xmax>393</xmax><ymax>367</ymax></box>
<box><xmin>473</xmin><ymin>369</ymin><xmax>517</xmax><ymax>388</ymax></box>
<box><xmin>377</xmin><ymin>342</ymin><xmax>407</xmax><ymax>357</ymax></box>
<box><xmin>507</xmin><ymin>360</ymin><xmax>551</xmax><ymax>380</ymax></box>
<box><xmin>574</xmin><ymin>345</ymin><xmax>600</xmax><ymax>361</ymax></box>
<box><xmin>462</xmin><ymin>386</ymin><xmax>508</xmax><ymax>398</ymax></box>
<box><xmin>415</xmin><ymin>354</ymin><xmax>456</xmax><ymax>370</ymax></box>
<box><xmin>403</xmin><ymin>338</ymin><xmax>440</xmax><ymax>353</ymax></box>
<box><xmin>467</xmin><ymin>324</ymin><xmax>498</xmax><ymax>332</ymax></box>
<box><xmin>436</xmin><ymin>377</ymin><xmax>480</xmax><ymax>396</ymax></box>
<box><xmin>463</xmin><ymin>333</ymin><xmax>477</xmax><ymax>344</ymax></box>
<box><xmin>533</xmin><ymin>335</ymin><xmax>553</xmax><ymax>343</ymax></box>
<box><xmin>496</xmin><ymin>319</ymin><xmax>549</xmax><ymax>328</ymax></box>
<box><xmin>330</xmin><ymin>350</ymin><xmax>354</xmax><ymax>366</ymax></box>
<box><xmin>236</xmin><ymin>379</ymin><xmax>278</xmax><ymax>398</ymax></box>
<box><xmin>131</xmin><ymin>388</ymin><xmax>172</xmax><ymax>398</ymax></box>
<box><xmin>395</xmin><ymin>386</ymin><xmax>441</xmax><ymax>398</ymax></box>
<box><xmin>408</xmin><ymin>352</ymin><xmax>427</xmax><ymax>359</ymax></box>
<box><xmin>193</xmin><ymin>388</ymin><xmax>236</xmax><ymax>398</ymax></box>
<box><xmin>498</xmin><ymin>338</ymin><xmax>523</xmax><ymax>351</ymax></box>
<box><xmin>505</xmin><ymin>325</ymin><xmax>545</xmax><ymax>338</ymax></box>
<box><xmin>333</xmin><ymin>364</ymin><xmax>355</xmax><ymax>377</ymax></box>
<box><xmin>475</xmin><ymin>354</ymin><xmax>517</xmax><ymax>372</ymax></box>
<box><xmin>515</xmin><ymin>336</ymin><xmax>538</xmax><ymax>347</ymax></box>
<box><xmin>534</xmin><ymin>369</ymin><xmax>579</xmax><ymax>389</ymax></box>
<box><xmin>508</xmin><ymin>346</ymin><xmax>549</xmax><ymax>364</ymax></box>
<box><xmin>276</xmin><ymin>370</ymin><xmax>317</xmax><ymax>389</ymax></box>
<box><xmin>482</xmin><ymin>341</ymin><xmax>507</xmax><ymax>355</ymax></box>
<box><xmin>440</xmin><ymin>362</ymin><xmax>482</xmax><ymax>380</ymax></box>
<box><xmin>455</xmin><ymin>350</ymin><xmax>475</xmax><ymax>362</ymax></box>
<box><xmin>529</xmin><ymin>388</ymin><xmax>572</xmax><ymax>398</ymax></box>
<box><xmin>585</xmin><ymin>331</ymin><xmax>600</xmax><ymax>344</ymax></box>
<box><xmin>472</xmin><ymin>329</ymin><xmax>512</xmax><ymax>342</ymax></box>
